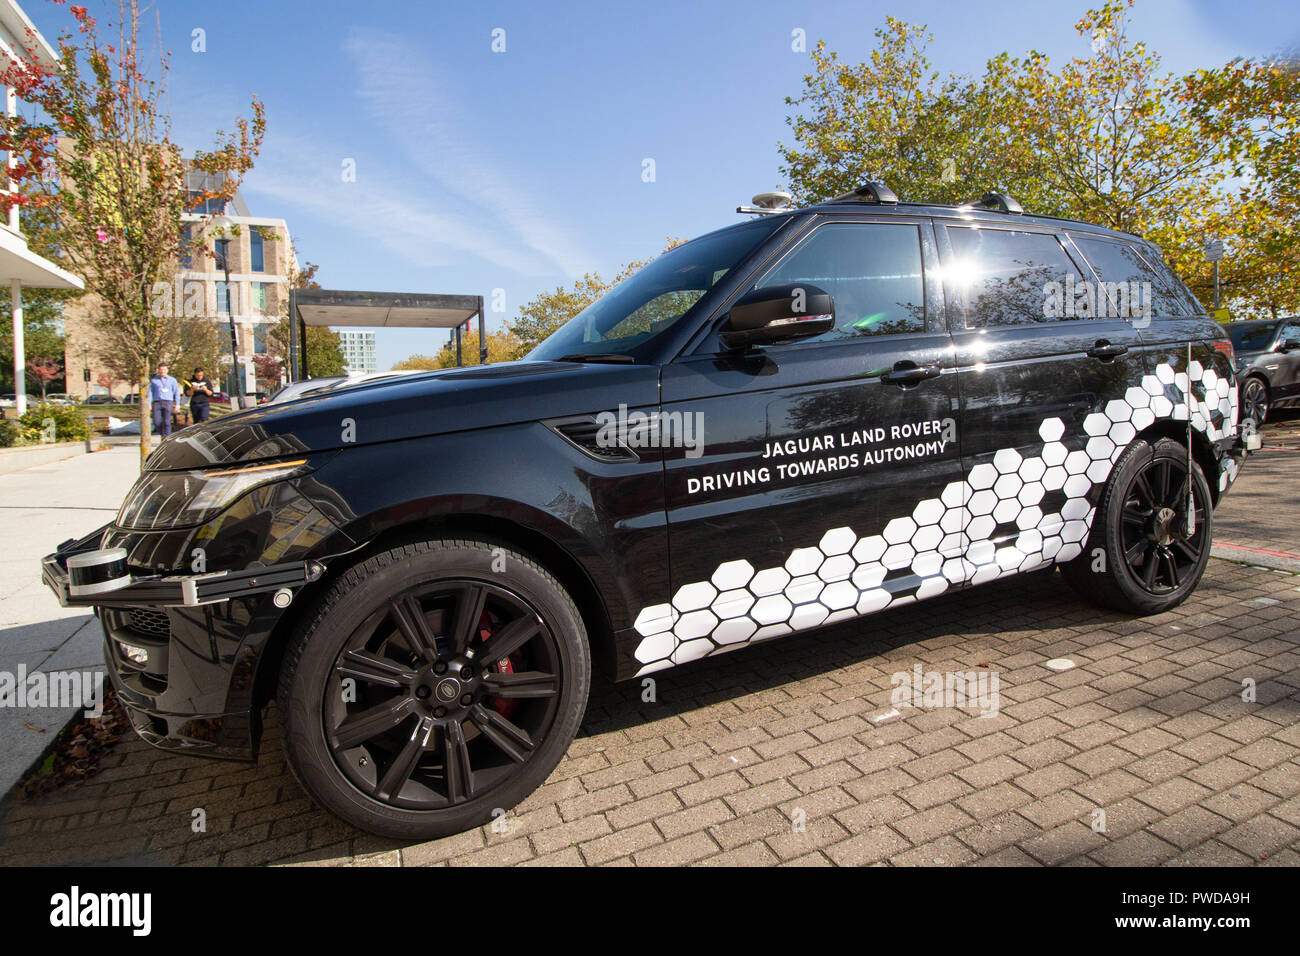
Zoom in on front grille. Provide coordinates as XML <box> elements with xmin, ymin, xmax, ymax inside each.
<box><xmin>123</xmin><ymin>607</ymin><xmax>171</xmax><ymax>640</ymax></box>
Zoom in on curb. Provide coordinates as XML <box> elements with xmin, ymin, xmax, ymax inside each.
<box><xmin>1210</xmin><ymin>541</ymin><xmax>1300</xmax><ymax>575</ymax></box>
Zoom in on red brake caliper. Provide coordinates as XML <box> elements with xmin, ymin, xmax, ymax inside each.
<box><xmin>477</xmin><ymin>609</ymin><xmax>521</xmax><ymax>718</ymax></box>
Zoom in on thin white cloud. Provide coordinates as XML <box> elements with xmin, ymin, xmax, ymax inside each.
<box><xmin>341</xmin><ymin>26</ymin><xmax>592</xmax><ymax>277</ymax></box>
<box><xmin>245</xmin><ymin>129</ymin><xmax>561</xmax><ymax>277</ymax></box>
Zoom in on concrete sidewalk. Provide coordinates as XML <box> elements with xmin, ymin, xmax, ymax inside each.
<box><xmin>0</xmin><ymin>445</ymin><xmax>142</xmax><ymax>793</ymax></box>
<box><xmin>1212</xmin><ymin>409</ymin><xmax>1300</xmax><ymax>573</ymax></box>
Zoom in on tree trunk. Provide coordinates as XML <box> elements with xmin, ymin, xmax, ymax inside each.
<box><xmin>138</xmin><ymin>374</ymin><xmax>150</xmax><ymax>469</ymax></box>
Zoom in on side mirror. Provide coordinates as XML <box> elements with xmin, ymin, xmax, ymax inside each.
<box><xmin>720</xmin><ymin>283</ymin><xmax>835</xmax><ymax>350</ymax></box>
<box><xmin>1278</xmin><ymin>338</ymin><xmax>1300</xmax><ymax>352</ymax></box>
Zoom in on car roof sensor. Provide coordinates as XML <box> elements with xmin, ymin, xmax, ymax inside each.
<box><xmin>737</xmin><ymin>190</ymin><xmax>795</xmax><ymax>216</ymax></box>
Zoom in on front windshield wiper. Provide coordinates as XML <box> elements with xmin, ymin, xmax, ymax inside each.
<box><xmin>556</xmin><ymin>353</ymin><xmax>636</xmax><ymax>364</ymax></box>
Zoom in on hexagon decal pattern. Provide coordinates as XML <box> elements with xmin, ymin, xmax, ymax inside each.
<box><xmin>633</xmin><ymin>361</ymin><xmax>1239</xmax><ymax>675</ymax></box>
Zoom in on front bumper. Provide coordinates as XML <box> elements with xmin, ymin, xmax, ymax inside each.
<box><xmin>42</xmin><ymin>551</ymin><xmax>325</xmax><ymax>609</ymax></box>
<box><xmin>41</xmin><ymin>547</ymin><xmax>329</xmax><ymax>761</ymax></box>
<box><xmin>38</xmin><ymin>470</ymin><xmax>353</xmax><ymax>761</ymax></box>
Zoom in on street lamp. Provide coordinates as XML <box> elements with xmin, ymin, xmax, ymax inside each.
<box><xmin>209</xmin><ymin>213</ymin><xmax>243</xmax><ymax>410</ymax></box>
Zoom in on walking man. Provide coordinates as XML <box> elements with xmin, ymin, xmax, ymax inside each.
<box><xmin>187</xmin><ymin>367</ymin><xmax>213</xmax><ymax>423</ymax></box>
<box><xmin>149</xmin><ymin>363</ymin><xmax>181</xmax><ymax>439</ymax></box>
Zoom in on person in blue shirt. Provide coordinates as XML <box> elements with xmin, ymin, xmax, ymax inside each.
<box><xmin>149</xmin><ymin>363</ymin><xmax>182</xmax><ymax>438</ymax></box>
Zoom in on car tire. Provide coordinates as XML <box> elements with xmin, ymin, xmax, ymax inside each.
<box><xmin>1241</xmin><ymin>376</ymin><xmax>1268</xmax><ymax>429</ymax></box>
<box><xmin>277</xmin><ymin>537</ymin><xmax>590</xmax><ymax>840</ymax></box>
<box><xmin>1060</xmin><ymin>437</ymin><xmax>1212</xmax><ymax>615</ymax></box>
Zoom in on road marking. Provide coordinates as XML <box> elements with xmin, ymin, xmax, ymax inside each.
<box><xmin>1214</xmin><ymin>541</ymin><xmax>1300</xmax><ymax>561</ymax></box>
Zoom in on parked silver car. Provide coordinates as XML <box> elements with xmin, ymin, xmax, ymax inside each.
<box><xmin>265</xmin><ymin>371</ymin><xmax>422</xmax><ymax>405</ymax></box>
<box><xmin>1227</xmin><ymin>318</ymin><xmax>1300</xmax><ymax>427</ymax></box>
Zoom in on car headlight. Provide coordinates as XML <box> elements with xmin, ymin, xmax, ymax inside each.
<box><xmin>116</xmin><ymin>458</ymin><xmax>311</xmax><ymax>530</ymax></box>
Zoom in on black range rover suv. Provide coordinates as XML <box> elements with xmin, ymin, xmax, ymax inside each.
<box><xmin>44</xmin><ymin>185</ymin><xmax>1251</xmax><ymax>839</ymax></box>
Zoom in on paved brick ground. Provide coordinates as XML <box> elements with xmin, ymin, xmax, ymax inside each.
<box><xmin>2</xmin><ymin>420</ymin><xmax>1297</xmax><ymax>866</ymax></box>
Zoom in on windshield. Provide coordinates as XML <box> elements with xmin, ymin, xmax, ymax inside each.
<box><xmin>1228</xmin><ymin>323</ymin><xmax>1278</xmax><ymax>353</ymax></box>
<box><xmin>528</xmin><ymin>217</ymin><xmax>786</xmax><ymax>362</ymax></box>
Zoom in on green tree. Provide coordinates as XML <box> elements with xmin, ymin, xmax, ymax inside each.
<box><xmin>779</xmin><ymin>1</ymin><xmax>1300</xmax><ymax>317</ymax></box>
<box><xmin>0</xmin><ymin>291</ymin><xmax>68</xmax><ymax>393</ymax></box>
<box><xmin>266</xmin><ymin>254</ymin><xmax>346</xmax><ymax>377</ymax></box>
<box><xmin>779</xmin><ymin>20</ymin><xmax>1036</xmax><ymax>208</ymax></box>
<box><xmin>395</xmin><ymin>326</ymin><xmax>524</xmax><ymax>370</ymax></box>
<box><xmin>507</xmin><ymin>238</ymin><xmax>686</xmax><ymax>355</ymax></box>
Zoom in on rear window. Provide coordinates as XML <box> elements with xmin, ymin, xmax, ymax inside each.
<box><xmin>946</xmin><ymin>226</ymin><xmax>1084</xmax><ymax>327</ymax></box>
<box><xmin>1072</xmin><ymin>236</ymin><xmax>1201</xmax><ymax>318</ymax></box>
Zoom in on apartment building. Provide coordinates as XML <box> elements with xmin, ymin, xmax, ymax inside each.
<box><xmin>63</xmin><ymin>174</ymin><xmax>296</xmax><ymax>399</ymax></box>
<box><xmin>338</xmin><ymin>330</ymin><xmax>377</xmax><ymax>375</ymax></box>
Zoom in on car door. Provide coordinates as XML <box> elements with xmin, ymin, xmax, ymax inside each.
<box><xmin>1272</xmin><ymin>321</ymin><xmax>1300</xmax><ymax>399</ymax></box>
<box><xmin>635</xmin><ymin>216</ymin><xmax>963</xmax><ymax>671</ymax></box>
<box><xmin>936</xmin><ymin>221</ymin><xmax>1147</xmax><ymax>581</ymax></box>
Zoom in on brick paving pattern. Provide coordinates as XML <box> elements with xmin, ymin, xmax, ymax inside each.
<box><xmin>1</xmin><ymin>415</ymin><xmax>1297</xmax><ymax>866</ymax></box>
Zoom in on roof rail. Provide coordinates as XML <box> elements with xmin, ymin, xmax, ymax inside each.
<box><xmin>962</xmin><ymin>192</ymin><xmax>1024</xmax><ymax>215</ymax></box>
<box><xmin>827</xmin><ymin>181</ymin><xmax>899</xmax><ymax>205</ymax></box>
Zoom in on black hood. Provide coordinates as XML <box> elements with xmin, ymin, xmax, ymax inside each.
<box><xmin>145</xmin><ymin>360</ymin><xmax>661</xmax><ymax>471</ymax></box>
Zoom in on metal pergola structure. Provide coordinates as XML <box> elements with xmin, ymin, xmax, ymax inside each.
<box><xmin>287</xmin><ymin>289</ymin><xmax>486</xmax><ymax>382</ymax></box>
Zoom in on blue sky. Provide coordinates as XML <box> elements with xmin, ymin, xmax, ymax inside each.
<box><xmin>27</xmin><ymin>0</ymin><xmax>1300</xmax><ymax>369</ymax></box>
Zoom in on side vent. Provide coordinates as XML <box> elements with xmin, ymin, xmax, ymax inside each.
<box><xmin>548</xmin><ymin>415</ymin><xmax>640</xmax><ymax>463</ymax></box>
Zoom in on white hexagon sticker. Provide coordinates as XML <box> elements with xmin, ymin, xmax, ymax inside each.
<box><xmin>851</xmin><ymin>535</ymin><xmax>887</xmax><ymax>565</ymax></box>
<box><xmin>1083</xmin><ymin>413</ymin><xmax>1110</xmax><ymax>437</ymax></box>
<box><xmin>912</xmin><ymin>498</ymin><xmax>945</xmax><ymax>526</ymax></box>
<box><xmin>818</xmin><ymin>527</ymin><xmax>856</xmax><ymax>556</ymax></box>
<box><xmin>968</xmin><ymin>463</ymin><xmax>998</xmax><ymax>490</ymax></box>
<box><xmin>751</xmin><ymin>594</ymin><xmax>793</xmax><ymax>625</ymax></box>
<box><xmin>883</xmin><ymin>516</ymin><xmax>917</xmax><ymax>544</ymax></box>
<box><xmin>748</xmin><ymin>566</ymin><xmax>790</xmax><ymax>597</ymax></box>
<box><xmin>784</xmin><ymin>547</ymin><xmax>822</xmax><ymax>576</ymax></box>
<box><xmin>993</xmin><ymin>448</ymin><xmax>1023</xmax><ymax>474</ymax></box>
<box><xmin>710</xmin><ymin>559</ymin><xmax>755</xmax><ymax>591</ymax></box>
<box><xmin>675</xmin><ymin>609</ymin><xmax>719</xmax><ymax>640</ymax></box>
<box><xmin>672</xmin><ymin>581</ymin><xmax>717</xmax><ymax>612</ymax></box>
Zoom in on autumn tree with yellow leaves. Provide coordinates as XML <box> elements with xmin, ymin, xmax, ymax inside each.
<box><xmin>780</xmin><ymin>1</ymin><xmax>1300</xmax><ymax>317</ymax></box>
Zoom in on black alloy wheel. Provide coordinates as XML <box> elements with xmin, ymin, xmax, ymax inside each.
<box><xmin>326</xmin><ymin>579</ymin><xmax>561</xmax><ymax>810</ymax></box>
<box><xmin>279</xmin><ymin>539</ymin><xmax>590</xmax><ymax>840</ymax></box>
<box><xmin>1241</xmin><ymin>377</ymin><xmax>1268</xmax><ymax>430</ymax></box>
<box><xmin>1118</xmin><ymin>455</ymin><xmax>1208</xmax><ymax>595</ymax></box>
<box><xmin>1061</xmin><ymin>437</ymin><xmax>1213</xmax><ymax>615</ymax></box>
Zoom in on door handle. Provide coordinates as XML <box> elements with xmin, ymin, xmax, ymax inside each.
<box><xmin>1087</xmin><ymin>340</ymin><xmax>1129</xmax><ymax>361</ymax></box>
<box><xmin>881</xmin><ymin>362</ymin><xmax>942</xmax><ymax>386</ymax></box>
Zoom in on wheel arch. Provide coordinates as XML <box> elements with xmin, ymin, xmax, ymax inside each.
<box><xmin>1131</xmin><ymin>420</ymin><xmax>1223</xmax><ymax>506</ymax></box>
<box><xmin>1241</xmin><ymin>371</ymin><xmax>1271</xmax><ymax>405</ymax></box>
<box><xmin>252</xmin><ymin>511</ymin><xmax>618</xmax><ymax>711</ymax></box>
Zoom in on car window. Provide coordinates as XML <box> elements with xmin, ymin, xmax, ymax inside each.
<box><xmin>946</xmin><ymin>226</ymin><xmax>1084</xmax><ymax>327</ymax></box>
<box><xmin>1072</xmin><ymin>236</ymin><xmax>1198</xmax><ymax>318</ymax></box>
<box><xmin>1227</xmin><ymin>323</ymin><xmax>1280</xmax><ymax>352</ymax></box>
<box><xmin>528</xmin><ymin>217</ymin><xmax>786</xmax><ymax>362</ymax></box>
<box><xmin>753</xmin><ymin>222</ymin><xmax>926</xmax><ymax>341</ymax></box>
<box><xmin>1279</xmin><ymin>322</ymin><xmax>1300</xmax><ymax>345</ymax></box>
<box><xmin>1136</xmin><ymin>246</ymin><xmax>1206</xmax><ymax>316</ymax></box>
